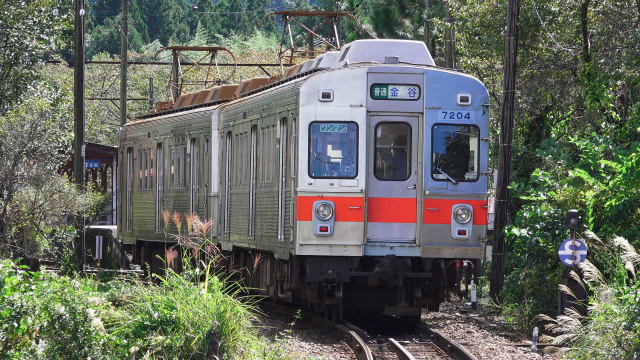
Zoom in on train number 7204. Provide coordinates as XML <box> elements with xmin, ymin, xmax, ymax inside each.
<box><xmin>437</xmin><ymin>110</ymin><xmax>473</xmax><ymax>121</ymax></box>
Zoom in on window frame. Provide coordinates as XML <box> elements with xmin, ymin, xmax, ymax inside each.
<box><xmin>430</xmin><ymin>123</ymin><xmax>481</xmax><ymax>183</ymax></box>
<box><xmin>373</xmin><ymin>121</ymin><xmax>412</xmax><ymax>182</ymax></box>
<box><xmin>307</xmin><ymin>121</ymin><xmax>359</xmax><ymax>180</ymax></box>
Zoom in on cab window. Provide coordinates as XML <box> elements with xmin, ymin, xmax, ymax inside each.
<box><xmin>309</xmin><ymin>122</ymin><xmax>358</xmax><ymax>179</ymax></box>
<box><xmin>431</xmin><ymin>124</ymin><xmax>479</xmax><ymax>182</ymax></box>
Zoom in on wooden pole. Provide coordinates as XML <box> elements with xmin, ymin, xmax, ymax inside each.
<box><xmin>120</xmin><ymin>0</ymin><xmax>128</xmax><ymax>126</ymax></box>
<box><xmin>490</xmin><ymin>0</ymin><xmax>521</xmax><ymax>302</ymax></box>
<box><xmin>73</xmin><ymin>0</ymin><xmax>85</xmax><ymax>189</ymax></box>
<box><xmin>423</xmin><ymin>0</ymin><xmax>433</xmax><ymax>56</ymax></box>
<box><xmin>73</xmin><ymin>0</ymin><xmax>86</xmax><ymax>269</ymax></box>
<box><xmin>443</xmin><ymin>0</ymin><xmax>456</xmax><ymax>69</ymax></box>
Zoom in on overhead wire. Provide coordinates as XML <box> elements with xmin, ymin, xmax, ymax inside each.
<box><xmin>531</xmin><ymin>0</ymin><xmax>577</xmax><ymax>54</ymax></box>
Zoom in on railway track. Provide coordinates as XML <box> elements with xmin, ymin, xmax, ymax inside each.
<box><xmin>339</xmin><ymin>321</ymin><xmax>477</xmax><ymax>360</ymax></box>
<box><xmin>260</xmin><ymin>301</ymin><xmax>477</xmax><ymax>360</ymax></box>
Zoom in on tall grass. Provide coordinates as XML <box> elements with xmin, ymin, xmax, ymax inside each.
<box><xmin>0</xmin><ymin>212</ymin><xmax>285</xmax><ymax>359</ymax></box>
<box><xmin>536</xmin><ymin>231</ymin><xmax>640</xmax><ymax>359</ymax></box>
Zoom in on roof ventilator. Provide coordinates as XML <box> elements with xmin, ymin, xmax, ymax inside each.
<box><xmin>384</xmin><ymin>56</ymin><xmax>400</xmax><ymax>64</ymax></box>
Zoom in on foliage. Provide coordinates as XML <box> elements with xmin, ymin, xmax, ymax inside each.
<box><xmin>0</xmin><ymin>0</ymin><xmax>72</xmax><ymax>113</ymax></box>
<box><xmin>0</xmin><ymin>252</ymin><xmax>284</xmax><ymax>360</ymax></box>
<box><xmin>86</xmin><ymin>0</ymin><xmax>281</xmax><ymax>57</ymax></box>
<box><xmin>535</xmin><ymin>232</ymin><xmax>640</xmax><ymax>359</ymax></box>
<box><xmin>0</xmin><ymin>83</ymin><xmax>103</xmax><ymax>265</ymax></box>
<box><xmin>0</xmin><ymin>259</ymin><xmax>116</xmax><ymax>359</ymax></box>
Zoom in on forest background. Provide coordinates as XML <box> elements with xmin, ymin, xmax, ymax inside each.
<box><xmin>1</xmin><ymin>0</ymin><xmax>639</xmax><ymax>358</ymax></box>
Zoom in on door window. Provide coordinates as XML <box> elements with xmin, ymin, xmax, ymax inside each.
<box><xmin>374</xmin><ymin>122</ymin><xmax>411</xmax><ymax>181</ymax></box>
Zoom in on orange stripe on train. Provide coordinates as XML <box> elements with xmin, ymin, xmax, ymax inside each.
<box><xmin>296</xmin><ymin>196</ymin><xmax>488</xmax><ymax>225</ymax></box>
<box><xmin>424</xmin><ymin>199</ymin><xmax>488</xmax><ymax>225</ymax></box>
<box><xmin>367</xmin><ymin>197</ymin><xmax>417</xmax><ymax>223</ymax></box>
<box><xmin>296</xmin><ymin>196</ymin><xmax>365</xmax><ymax>222</ymax></box>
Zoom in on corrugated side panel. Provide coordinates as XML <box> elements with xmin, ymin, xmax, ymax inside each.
<box><xmin>230</xmin><ymin>191</ymin><xmax>250</xmax><ymax>235</ymax></box>
<box><xmin>255</xmin><ymin>188</ymin><xmax>278</xmax><ymax>242</ymax></box>
<box><xmin>132</xmin><ymin>192</ymin><xmax>155</xmax><ymax>233</ymax></box>
<box><xmin>164</xmin><ymin>192</ymin><xmax>190</xmax><ymax>234</ymax></box>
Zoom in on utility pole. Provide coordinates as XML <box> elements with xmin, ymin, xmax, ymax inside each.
<box><xmin>423</xmin><ymin>0</ymin><xmax>433</xmax><ymax>56</ymax></box>
<box><xmin>490</xmin><ymin>0</ymin><xmax>521</xmax><ymax>302</ymax></box>
<box><xmin>443</xmin><ymin>0</ymin><xmax>456</xmax><ymax>69</ymax></box>
<box><xmin>73</xmin><ymin>0</ymin><xmax>86</xmax><ymax>268</ymax></box>
<box><xmin>120</xmin><ymin>0</ymin><xmax>128</xmax><ymax>126</ymax></box>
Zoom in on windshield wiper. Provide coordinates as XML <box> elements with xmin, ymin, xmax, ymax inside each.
<box><xmin>436</xmin><ymin>167</ymin><xmax>459</xmax><ymax>184</ymax></box>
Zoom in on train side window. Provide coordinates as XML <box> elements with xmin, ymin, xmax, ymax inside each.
<box><xmin>308</xmin><ymin>122</ymin><xmax>358</xmax><ymax>179</ymax></box>
<box><xmin>224</xmin><ymin>132</ymin><xmax>232</xmax><ymax>234</ymax></box>
<box><xmin>249</xmin><ymin>126</ymin><xmax>257</xmax><ymax>237</ymax></box>
<box><xmin>374</xmin><ymin>122</ymin><xmax>411</xmax><ymax>181</ymax></box>
<box><xmin>155</xmin><ymin>143</ymin><xmax>163</xmax><ymax>233</ymax></box>
<box><xmin>126</xmin><ymin>147</ymin><xmax>133</xmax><ymax>231</ymax></box>
<box><xmin>431</xmin><ymin>124</ymin><xmax>480</xmax><ymax>182</ymax></box>
<box><xmin>278</xmin><ymin>117</ymin><xmax>288</xmax><ymax>241</ymax></box>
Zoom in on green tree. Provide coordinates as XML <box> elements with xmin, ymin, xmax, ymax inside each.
<box><xmin>0</xmin><ymin>0</ymin><xmax>71</xmax><ymax>113</ymax></box>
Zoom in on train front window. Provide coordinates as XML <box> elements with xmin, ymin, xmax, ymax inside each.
<box><xmin>309</xmin><ymin>122</ymin><xmax>358</xmax><ymax>179</ymax></box>
<box><xmin>431</xmin><ymin>124</ymin><xmax>479</xmax><ymax>182</ymax></box>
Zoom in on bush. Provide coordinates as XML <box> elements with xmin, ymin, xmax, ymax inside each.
<box><xmin>113</xmin><ymin>261</ymin><xmax>260</xmax><ymax>359</ymax></box>
<box><xmin>0</xmin><ymin>256</ymin><xmax>279</xmax><ymax>359</ymax></box>
<box><xmin>0</xmin><ymin>259</ymin><xmax>116</xmax><ymax>359</ymax></box>
<box><xmin>569</xmin><ymin>280</ymin><xmax>640</xmax><ymax>359</ymax></box>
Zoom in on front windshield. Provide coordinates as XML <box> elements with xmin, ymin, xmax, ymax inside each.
<box><xmin>431</xmin><ymin>124</ymin><xmax>479</xmax><ymax>182</ymax></box>
<box><xmin>309</xmin><ymin>122</ymin><xmax>358</xmax><ymax>179</ymax></box>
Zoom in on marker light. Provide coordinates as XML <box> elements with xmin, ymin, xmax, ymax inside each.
<box><xmin>315</xmin><ymin>202</ymin><xmax>334</xmax><ymax>221</ymax></box>
<box><xmin>454</xmin><ymin>206</ymin><xmax>472</xmax><ymax>224</ymax></box>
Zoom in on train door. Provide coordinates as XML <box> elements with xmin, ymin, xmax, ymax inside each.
<box><xmin>366</xmin><ymin>115</ymin><xmax>419</xmax><ymax>243</ymax></box>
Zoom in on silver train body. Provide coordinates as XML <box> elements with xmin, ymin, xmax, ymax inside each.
<box><xmin>118</xmin><ymin>39</ymin><xmax>490</xmax><ymax>319</ymax></box>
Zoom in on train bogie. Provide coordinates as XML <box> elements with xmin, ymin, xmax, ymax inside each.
<box><xmin>118</xmin><ymin>39</ymin><xmax>489</xmax><ymax>318</ymax></box>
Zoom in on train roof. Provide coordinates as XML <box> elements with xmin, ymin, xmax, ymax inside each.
<box><xmin>128</xmin><ymin>40</ymin><xmax>442</xmax><ymax>123</ymax></box>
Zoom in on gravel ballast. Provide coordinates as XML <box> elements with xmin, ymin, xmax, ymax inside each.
<box><xmin>256</xmin><ymin>301</ymin><xmax>563</xmax><ymax>359</ymax></box>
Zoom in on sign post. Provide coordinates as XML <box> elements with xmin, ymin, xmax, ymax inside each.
<box><xmin>95</xmin><ymin>235</ymin><xmax>103</xmax><ymax>266</ymax></box>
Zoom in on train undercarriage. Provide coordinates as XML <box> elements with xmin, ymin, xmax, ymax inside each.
<box><xmin>227</xmin><ymin>247</ymin><xmax>480</xmax><ymax>321</ymax></box>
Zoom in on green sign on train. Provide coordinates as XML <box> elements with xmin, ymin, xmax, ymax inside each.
<box><xmin>370</xmin><ymin>84</ymin><xmax>421</xmax><ymax>100</ymax></box>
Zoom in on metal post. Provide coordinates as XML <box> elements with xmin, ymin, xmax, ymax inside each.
<box><xmin>120</xmin><ymin>0</ymin><xmax>128</xmax><ymax>126</ymax></box>
<box><xmin>171</xmin><ymin>50</ymin><xmax>180</xmax><ymax>101</ymax></box>
<box><xmin>148</xmin><ymin>77</ymin><xmax>154</xmax><ymax>111</ymax></box>
<box><xmin>490</xmin><ymin>0</ymin><xmax>521</xmax><ymax>303</ymax></box>
<box><xmin>73</xmin><ymin>0</ymin><xmax>86</xmax><ymax>269</ymax></box>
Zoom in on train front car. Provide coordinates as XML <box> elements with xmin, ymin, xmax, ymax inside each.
<box><xmin>296</xmin><ymin>40</ymin><xmax>489</xmax><ymax>320</ymax></box>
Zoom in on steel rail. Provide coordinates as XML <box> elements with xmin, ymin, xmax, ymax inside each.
<box><xmin>426</xmin><ymin>326</ymin><xmax>478</xmax><ymax>360</ymax></box>
<box><xmin>388</xmin><ymin>338</ymin><xmax>416</xmax><ymax>360</ymax></box>
<box><xmin>335</xmin><ymin>324</ymin><xmax>373</xmax><ymax>360</ymax></box>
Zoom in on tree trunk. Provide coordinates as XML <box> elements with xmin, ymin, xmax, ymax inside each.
<box><xmin>580</xmin><ymin>0</ymin><xmax>591</xmax><ymax>63</ymax></box>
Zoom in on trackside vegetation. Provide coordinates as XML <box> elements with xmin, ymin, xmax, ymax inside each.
<box><xmin>0</xmin><ymin>254</ymin><xmax>292</xmax><ymax>359</ymax></box>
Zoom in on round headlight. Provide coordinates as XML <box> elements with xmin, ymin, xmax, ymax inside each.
<box><xmin>315</xmin><ymin>203</ymin><xmax>334</xmax><ymax>221</ymax></box>
<box><xmin>454</xmin><ymin>206</ymin><xmax>472</xmax><ymax>224</ymax></box>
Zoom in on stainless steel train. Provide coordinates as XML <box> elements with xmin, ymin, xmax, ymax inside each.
<box><xmin>118</xmin><ymin>39</ymin><xmax>490</xmax><ymax>320</ymax></box>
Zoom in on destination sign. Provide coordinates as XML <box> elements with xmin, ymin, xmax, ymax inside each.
<box><xmin>370</xmin><ymin>84</ymin><xmax>420</xmax><ymax>100</ymax></box>
<box><xmin>320</xmin><ymin>124</ymin><xmax>348</xmax><ymax>133</ymax></box>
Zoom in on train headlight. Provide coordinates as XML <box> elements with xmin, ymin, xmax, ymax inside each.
<box><xmin>453</xmin><ymin>206</ymin><xmax>472</xmax><ymax>224</ymax></box>
<box><xmin>315</xmin><ymin>202</ymin><xmax>334</xmax><ymax>221</ymax></box>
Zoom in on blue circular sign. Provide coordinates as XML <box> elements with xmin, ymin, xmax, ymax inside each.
<box><xmin>558</xmin><ymin>238</ymin><xmax>588</xmax><ymax>266</ymax></box>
